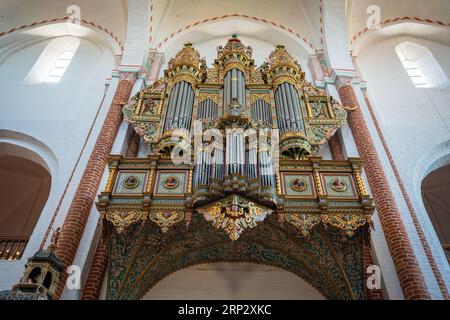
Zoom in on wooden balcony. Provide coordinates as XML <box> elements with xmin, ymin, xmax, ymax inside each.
<box><xmin>0</xmin><ymin>237</ymin><xmax>28</xmax><ymax>261</ymax></box>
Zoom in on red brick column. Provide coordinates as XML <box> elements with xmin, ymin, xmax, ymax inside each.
<box><xmin>125</xmin><ymin>130</ymin><xmax>141</xmax><ymax>157</ymax></box>
<box><xmin>55</xmin><ymin>74</ymin><xmax>136</xmax><ymax>298</ymax></box>
<box><xmin>328</xmin><ymin>133</ymin><xmax>345</xmax><ymax>161</ymax></box>
<box><xmin>338</xmin><ymin>84</ymin><xmax>431</xmax><ymax>299</ymax></box>
<box><xmin>363</xmin><ymin>240</ymin><xmax>384</xmax><ymax>300</ymax></box>
<box><xmin>364</xmin><ymin>95</ymin><xmax>449</xmax><ymax>300</ymax></box>
<box><xmin>81</xmin><ymin>124</ymin><xmax>141</xmax><ymax>300</ymax></box>
<box><xmin>81</xmin><ymin>236</ymin><xmax>108</xmax><ymax>300</ymax></box>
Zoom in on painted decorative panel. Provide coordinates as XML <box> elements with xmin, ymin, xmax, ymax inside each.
<box><xmin>281</xmin><ymin>173</ymin><xmax>316</xmax><ymax>198</ymax></box>
<box><xmin>154</xmin><ymin>171</ymin><xmax>188</xmax><ymax>196</ymax></box>
<box><xmin>321</xmin><ymin>173</ymin><xmax>358</xmax><ymax>199</ymax></box>
<box><xmin>113</xmin><ymin>171</ymin><xmax>148</xmax><ymax>195</ymax></box>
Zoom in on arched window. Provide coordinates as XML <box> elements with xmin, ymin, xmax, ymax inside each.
<box><xmin>44</xmin><ymin>50</ymin><xmax>75</xmax><ymax>83</ymax></box>
<box><xmin>25</xmin><ymin>36</ymin><xmax>80</xmax><ymax>85</ymax></box>
<box><xmin>395</xmin><ymin>42</ymin><xmax>449</xmax><ymax>89</ymax></box>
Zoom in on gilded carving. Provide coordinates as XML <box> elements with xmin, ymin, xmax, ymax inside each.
<box><xmin>250</xmin><ymin>93</ymin><xmax>271</xmax><ymax>105</ymax></box>
<box><xmin>106</xmin><ymin>209</ymin><xmax>144</xmax><ymax>233</ymax></box>
<box><xmin>198</xmin><ymin>195</ymin><xmax>272</xmax><ymax>240</ymax></box>
<box><xmin>198</xmin><ymin>92</ymin><xmax>219</xmax><ymax>104</ymax></box>
<box><xmin>149</xmin><ymin>210</ymin><xmax>185</xmax><ymax>232</ymax></box>
<box><xmin>324</xmin><ymin>214</ymin><xmax>369</xmax><ymax>237</ymax></box>
<box><xmin>284</xmin><ymin>213</ymin><xmax>322</xmax><ymax>237</ymax></box>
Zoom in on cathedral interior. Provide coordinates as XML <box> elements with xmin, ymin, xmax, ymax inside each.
<box><xmin>0</xmin><ymin>0</ymin><xmax>449</xmax><ymax>300</ymax></box>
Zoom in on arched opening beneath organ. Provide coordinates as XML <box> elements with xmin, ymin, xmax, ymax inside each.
<box><xmin>142</xmin><ymin>262</ymin><xmax>325</xmax><ymax>300</ymax></box>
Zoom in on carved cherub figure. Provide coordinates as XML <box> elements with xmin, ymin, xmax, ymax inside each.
<box><xmin>48</xmin><ymin>227</ymin><xmax>61</xmax><ymax>251</ymax></box>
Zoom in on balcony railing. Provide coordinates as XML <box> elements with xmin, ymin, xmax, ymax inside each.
<box><xmin>0</xmin><ymin>237</ymin><xmax>28</xmax><ymax>261</ymax></box>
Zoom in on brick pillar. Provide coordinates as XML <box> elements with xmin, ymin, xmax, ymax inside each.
<box><xmin>364</xmin><ymin>95</ymin><xmax>449</xmax><ymax>300</ymax></box>
<box><xmin>338</xmin><ymin>84</ymin><xmax>431</xmax><ymax>299</ymax></box>
<box><xmin>363</xmin><ymin>240</ymin><xmax>384</xmax><ymax>300</ymax></box>
<box><xmin>328</xmin><ymin>133</ymin><xmax>345</xmax><ymax>160</ymax></box>
<box><xmin>125</xmin><ymin>130</ymin><xmax>141</xmax><ymax>157</ymax></box>
<box><xmin>81</xmin><ymin>235</ymin><xmax>107</xmax><ymax>300</ymax></box>
<box><xmin>55</xmin><ymin>74</ymin><xmax>136</xmax><ymax>298</ymax></box>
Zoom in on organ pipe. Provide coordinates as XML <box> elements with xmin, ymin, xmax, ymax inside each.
<box><xmin>274</xmin><ymin>82</ymin><xmax>305</xmax><ymax>134</ymax></box>
<box><xmin>164</xmin><ymin>81</ymin><xmax>195</xmax><ymax>131</ymax></box>
<box><xmin>224</xmin><ymin>68</ymin><xmax>246</xmax><ymax>107</ymax></box>
<box><xmin>197</xmin><ymin>99</ymin><xmax>218</xmax><ymax>120</ymax></box>
<box><xmin>251</xmin><ymin>100</ymin><xmax>272</xmax><ymax>125</ymax></box>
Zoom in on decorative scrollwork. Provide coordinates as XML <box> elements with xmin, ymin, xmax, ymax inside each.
<box><xmin>197</xmin><ymin>195</ymin><xmax>272</xmax><ymax>240</ymax></box>
<box><xmin>284</xmin><ymin>213</ymin><xmax>322</xmax><ymax>237</ymax></box>
<box><xmin>323</xmin><ymin>214</ymin><xmax>369</xmax><ymax>237</ymax></box>
<box><xmin>106</xmin><ymin>209</ymin><xmax>144</xmax><ymax>234</ymax></box>
<box><xmin>149</xmin><ymin>210</ymin><xmax>185</xmax><ymax>232</ymax></box>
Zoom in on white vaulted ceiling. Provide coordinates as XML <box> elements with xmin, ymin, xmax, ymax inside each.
<box><xmin>2</xmin><ymin>0</ymin><xmax>449</xmax><ymax>59</ymax></box>
<box><xmin>347</xmin><ymin>0</ymin><xmax>450</xmax><ymax>52</ymax></box>
<box><xmin>151</xmin><ymin>0</ymin><xmax>320</xmax><ymax>50</ymax></box>
<box><xmin>0</xmin><ymin>0</ymin><xmax>128</xmax><ymax>49</ymax></box>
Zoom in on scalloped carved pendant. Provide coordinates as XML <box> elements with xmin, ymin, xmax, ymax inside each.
<box><xmin>197</xmin><ymin>195</ymin><xmax>273</xmax><ymax>241</ymax></box>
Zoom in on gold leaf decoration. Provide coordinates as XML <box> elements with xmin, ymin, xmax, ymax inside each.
<box><xmin>198</xmin><ymin>195</ymin><xmax>272</xmax><ymax>241</ymax></box>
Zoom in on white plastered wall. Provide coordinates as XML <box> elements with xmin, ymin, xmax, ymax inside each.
<box><xmin>0</xmin><ymin>30</ymin><xmax>116</xmax><ymax>292</ymax></box>
<box><xmin>356</xmin><ymin>34</ymin><xmax>450</xmax><ymax>297</ymax></box>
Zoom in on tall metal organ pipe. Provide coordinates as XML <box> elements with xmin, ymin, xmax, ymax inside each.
<box><xmin>258</xmin><ymin>150</ymin><xmax>275</xmax><ymax>187</ymax></box>
<box><xmin>197</xmin><ymin>99</ymin><xmax>218</xmax><ymax>120</ymax></box>
<box><xmin>251</xmin><ymin>100</ymin><xmax>272</xmax><ymax>125</ymax></box>
<box><xmin>164</xmin><ymin>81</ymin><xmax>195</xmax><ymax>131</ymax></box>
<box><xmin>224</xmin><ymin>68</ymin><xmax>246</xmax><ymax>107</ymax></box>
<box><xmin>225</xmin><ymin>130</ymin><xmax>245</xmax><ymax>176</ymax></box>
<box><xmin>274</xmin><ymin>82</ymin><xmax>305</xmax><ymax>134</ymax></box>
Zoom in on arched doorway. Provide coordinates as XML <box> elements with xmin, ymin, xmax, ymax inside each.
<box><xmin>0</xmin><ymin>154</ymin><xmax>51</xmax><ymax>260</ymax></box>
<box><xmin>421</xmin><ymin>164</ymin><xmax>450</xmax><ymax>262</ymax></box>
<box><xmin>143</xmin><ymin>262</ymin><xmax>325</xmax><ymax>300</ymax></box>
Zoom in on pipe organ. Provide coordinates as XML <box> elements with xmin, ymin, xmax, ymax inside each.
<box><xmin>91</xmin><ymin>35</ymin><xmax>376</xmax><ymax>300</ymax></box>
<box><xmin>106</xmin><ymin>34</ymin><xmax>373</xmax><ymax>248</ymax></box>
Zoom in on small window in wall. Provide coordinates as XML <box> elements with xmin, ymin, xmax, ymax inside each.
<box><xmin>44</xmin><ymin>50</ymin><xmax>75</xmax><ymax>83</ymax></box>
<box><xmin>395</xmin><ymin>42</ymin><xmax>449</xmax><ymax>89</ymax></box>
<box><xmin>25</xmin><ymin>36</ymin><xmax>80</xmax><ymax>85</ymax></box>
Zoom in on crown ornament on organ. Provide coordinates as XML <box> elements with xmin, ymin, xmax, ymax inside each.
<box><xmin>166</xmin><ymin>42</ymin><xmax>207</xmax><ymax>86</ymax></box>
<box><xmin>266</xmin><ymin>45</ymin><xmax>304</xmax><ymax>87</ymax></box>
<box><xmin>216</xmin><ymin>34</ymin><xmax>254</xmax><ymax>65</ymax></box>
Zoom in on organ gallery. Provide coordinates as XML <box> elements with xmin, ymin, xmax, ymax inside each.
<box><xmin>1</xmin><ymin>1</ymin><xmax>448</xmax><ymax>302</ymax></box>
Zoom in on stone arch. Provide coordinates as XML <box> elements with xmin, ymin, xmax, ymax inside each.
<box><xmin>0</xmin><ymin>22</ymin><xmax>119</xmax><ymax>67</ymax></box>
<box><xmin>156</xmin><ymin>14</ymin><xmax>316</xmax><ymax>69</ymax></box>
<box><xmin>0</xmin><ymin>20</ymin><xmax>122</xmax><ymax>55</ymax></box>
<box><xmin>106</xmin><ymin>215</ymin><xmax>367</xmax><ymax>300</ymax></box>
<box><xmin>0</xmin><ymin>130</ymin><xmax>58</xmax><ymax>259</ymax></box>
<box><xmin>0</xmin><ymin>129</ymin><xmax>58</xmax><ymax>177</ymax></box>
<box><xmin>0</xmin><ymin>130</ymin><xmax>57</xmax><ymax>260</ymax></box>
<box><xmin>157</xmin><ymin>13</ymin><xmax>315</xmax><ymax>54</ymax></box>
<box><xmin>352</xmin><ymin>22</ymin><xmax>450</xmax><ymax>57</ymax></box>
<box><xmin>413</xmin><ymin>140</ymin><xmax>450</xmax><ymax>284</ymax></box>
